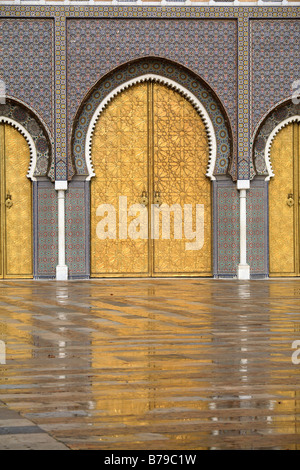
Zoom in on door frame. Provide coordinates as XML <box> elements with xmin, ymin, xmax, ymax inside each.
<box><xmin>87</xmin><ymin>75</ymin><xmax>217</xmax><ymax>278</ymax></box>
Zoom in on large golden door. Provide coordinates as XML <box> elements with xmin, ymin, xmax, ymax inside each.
<box><xmin>0</xmin><ymin>124</ymin><xmax>33</xmax><ymax>279</ymax></box>
<box><xmin>91</xmin><ymin>82</ymin><xmax>212</xmax><ymax>277</ymax></box>
<box><xmin>269</xmin><ymin>122</ymin><xmax>300</xmax><ymax>276</ymax></box>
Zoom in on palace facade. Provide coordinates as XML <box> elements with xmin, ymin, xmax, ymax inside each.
<box><xmin>0</xmin><ymin>1</ymin><xmax>300</xmax><ymax>280</ymax></box>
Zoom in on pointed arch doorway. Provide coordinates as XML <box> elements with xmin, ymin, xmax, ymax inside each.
<box><xmin>269</xmin><ymin>121</ymin><xmax>300</xmax><ymax>277</ymax></box>
<box><xmin>90</xmin><ymin>81</ymin><xmax>212</xmax><ymax>277</ymax></box>
<box><xmin>0</xmin><ymin>123</ymin><xmax>33</xmax><ymax>279</ymax></box>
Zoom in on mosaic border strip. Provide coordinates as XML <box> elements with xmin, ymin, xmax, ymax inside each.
<box><xmin>54</xmin><ymin>14</ymin><xmax>67</xmax><ymax>180</ymax></box>
<box><xmin>237</xmin><ymin>15</ymin><xmax>250</xmax><ymax>180</ymax></box>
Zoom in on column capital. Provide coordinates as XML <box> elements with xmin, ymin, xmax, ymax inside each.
<box><xmin>237</xmin><ymin>180</ymin><xmax>250</xmax><ymax>191</ymax></box>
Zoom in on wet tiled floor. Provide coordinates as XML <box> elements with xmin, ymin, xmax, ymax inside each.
<box><xmin>0</xmin><ymin>278</ymin><xmax>300</xmax><ymax>450</ymax></box>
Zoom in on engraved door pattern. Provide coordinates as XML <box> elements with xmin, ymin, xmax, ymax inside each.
<box><xmin>91</xmin><ymin>82</ymin><xmax>212</xmax><ymax>277</ymax></box>
<box><xmin>0</xmin><ymin>124</ymin><xmax>33</xmax><ymax>279</ymax></box>
<box><xmin>269</xmin><ymin>122</ymin><xmax>300</xmax><ymax>276</ymax></box>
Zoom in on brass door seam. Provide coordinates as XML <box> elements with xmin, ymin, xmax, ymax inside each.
<box><xmin>148</xmin><ymin>81</ymin><xmax>154</xmax><ymax>277</ymax></box>
<box><xmin>0</xmin><ymin>125</ymin><xmax>4</xmax><ymax>278</ymax></box>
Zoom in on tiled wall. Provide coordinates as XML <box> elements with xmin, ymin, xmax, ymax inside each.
<box><xmin>0</xmin><ymin>18</ymin><xmax>54</xmax><ymax>133</ymax></box>
<box><xmin>34</xmin><ymin>181</ymin><xmax>58</xmax><ymax>278</ymax></box>
<box><xmin>65</xmin><ymin>181</ymin><xmax>90</xmax><ymax>278</ymax></box>
<box><xmin>247</xmin><ymin>180</ymin><xmax>268</xmax><ymax>277</ymax></box>
<box><xmin>214</xmin><ymin>180</ymin><xmax>239</xmax><ymax>277</ymax></box>
<box><xmin>214</xmin><ymin>179</ymin><xmax>268</xmax><ymax>278</ymax></box>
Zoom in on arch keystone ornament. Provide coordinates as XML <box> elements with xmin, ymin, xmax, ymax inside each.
<box><xmin>237</xmin><ymin>179</ymin><xmax>250</xmax><ymax>280</ymax></box>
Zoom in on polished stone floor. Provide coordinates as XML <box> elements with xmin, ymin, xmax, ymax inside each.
<box><xmin>0</xmin><ymin>278</ymin><xmax>299</xmax><ymax>450</ymax></box>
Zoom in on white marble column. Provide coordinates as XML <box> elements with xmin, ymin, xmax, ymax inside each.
<box><xmin>237</xmin><ymin>180</ymin><xmax>250</xmax><ymax>280</ymax></box>
<box><xmin>55</xmin><ymin>181</ymin><xmax>68</xmax><ymax>281</ymax></box>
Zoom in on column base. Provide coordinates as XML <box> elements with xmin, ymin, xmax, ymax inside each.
<box><xmin>237</xmin><ymin>264</ymin><xmax>250</xmax><ymax>280</ymax></box>
<box><xmin>56</xmin><ymin>265</ymin><xmax>68</xmax><ymax>281</ymax></box>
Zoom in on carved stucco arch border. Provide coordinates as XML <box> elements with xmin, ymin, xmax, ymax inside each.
<box><xmin>264</xmin><ymin>115</ymin><xmax>300</xmax><ymax>181</ymax></box>
<box><xmin>0</xmin><ymin>97</ymin><xmax>54</xmax><ymax>181</ymax></box>
<box><xmin>85</xmin><ymin>74</ymin><xmax>217</xmax><ymax>181</ymax></box>
<box><xmin>71</xmin><ymin>58</ymin><xmax>233</xmax><ymax>181</ymax></box>
<box><xmin>251</xmin><ymin>100</ymin><xmax>300</xmax><ymax>181</ymax></box>
<box><xmin>0</xmin><ymin>116</ymin><xmax>37</xmax><ymax>181</ymax></box>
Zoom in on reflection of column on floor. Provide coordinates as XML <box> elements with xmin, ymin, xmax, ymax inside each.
<box><xmin>210</xmin><ymin>283</ymin><xmax>273</xmax><ymax>449</ymax></box>
<box><xmin>0</xmin><ymin>339</ymin><xmax>6</xmax><ymax>365</ymax></box>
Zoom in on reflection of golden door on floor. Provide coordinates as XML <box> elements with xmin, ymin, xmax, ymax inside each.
<box><xmin>269</xmin><ymin>123</ymin><xmax>300</xmax><ymax>276</ymax></box>
<box><xmin>0</xmin><ymin>124</ymin><xmax>33</xmax><ymax>279</ymax></box>
<box><xmin>91</xmin><ymin>82</ymin><xmax>212</xmax><ymax>277</ymax></box>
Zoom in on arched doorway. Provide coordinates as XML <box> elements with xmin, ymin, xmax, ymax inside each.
<box><xmin>90</xmin><ymin>81</ymin><xmax>212</xmax><ymax>277</ymax></box>
<box><xmin>269</xmin><ymin>121</ymin><xmax>300</xmax><ymax>276</ymax></box>
<box><xmin>0</xmin><ymin>123</ymin><xmax>33</xmax><ymax>278</ymax></box>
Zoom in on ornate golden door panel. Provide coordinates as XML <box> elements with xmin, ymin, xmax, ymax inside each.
<box><xmin>269</xmin><ymin>123</ymin><xmax>300</xmax><ymax>276</ymax></box>
<box><xmin>91</xmin><ymin>82</ymin><xmax>212</xmax><ymax>277</ymax></box>
<box><xmin>0</xmin><ymin>124</ymin><xmax>33</xmax><ymax>279</ymax></box>
<box><xmin>152</xmin><ymin>83</ymin><xmax>211</xmax><ymax>276</ymax></box>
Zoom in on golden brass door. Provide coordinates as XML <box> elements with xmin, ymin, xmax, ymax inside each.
<box><xmin>0</xmin><ymin>124</ymin><xmax>33</xmax><ymax>279</ymax></box>
<box><xmin>91</xmin><ymin>82</ymin><xmax>212</xmax><ymax>277</ymax></box>
<box><xmin>269</xmin><ymin>122</ymin><xmax>300</xmax><ymax>276</ymax></box>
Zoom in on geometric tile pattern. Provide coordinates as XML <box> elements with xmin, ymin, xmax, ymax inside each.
<box><xmin>67</xmin><ymin>18</ymin><xmax>237</xmax><ymax>179</ymax></box>
<box><xmin>216</xmin><ymin>184</ymin><xmax>239</xmax><ymax>275</ymax></box>
<box><xmin>0</xmin><ymin>5</ymin><xmax>299</xmax><ymax>279</ymax></box>
<box><xmin>36</xmin><ymin>183</ymin><xmax>58</xmax><ymax>278</ymax></box>
<box><xmin>250</xmin><ymin>20</ymin><xmax>300</xmax><ymax>136</ymax></box>
<box><xmin>54</xmin><ymin>16</ymin><xmax>67</xmax><ymax>181</ymax></box>
<box><xmin>237</xmin><ymin>16</ymin><xmax>250</xmax><ymax>180</ymax></box>
<box><xmin>0</xmin><ymin>18</ymin><xmax>54</xmax><ymax>134</ymax></box>
<box><xmin>246</xmin><ymin>185</ymin><xmax>267</xmax><ymax>275</ymax></box>
<box><xmin>0</xmin><ymin>5</ymin><xmax>299</xmax><ymax>182</ymax></box>
<box><xmin>216</xmin><ymin>182</ymin><xmax>267</xmax><ymax>277</ymax></box>
<box><xmin>66</xmin><ymin>184</ymin><xmax>87</xmax><ymax>277</ymax></box>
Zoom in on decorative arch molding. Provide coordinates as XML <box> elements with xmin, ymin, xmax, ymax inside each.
<box><xmin>0</xmin><ymin>116</ymin><xmax>37</xmax><ymax>181</ymax></box>
<box><xmin>85</xmin><ymin>74</ymin><xmax>217</xmax><ymax>182</ymax></box>
<box><xmin>0</xmin><ymin>98</ymin><xmax>54</xmax><ymax>181</ymax></box>
<box><xmin>71</xmin><ymin>58</ymin><xmax>233</xmax><ymax>181</ymax></box>
<box><xmin>251</xmin><ymin>100</ymin><xmax>300</xmax><ymax>180</ymax></box>
<box><xmin>264</xmin><ymin>116</ymin><xmax>300</xmax><ymax>181</ymax></box>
